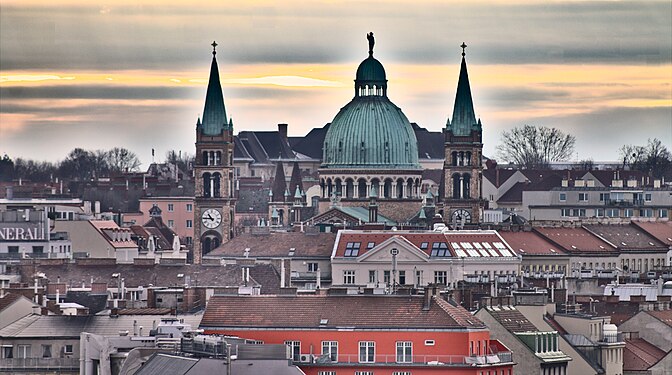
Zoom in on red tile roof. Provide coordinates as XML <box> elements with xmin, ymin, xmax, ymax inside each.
<box><xmin>200</xmin><ymin>295</ymin><xmax>485</xmax><ymax>330</ymax></box>
<box><xmin>485</xmin><ymin>306</ymin><xmax>538</xmax><ymax>333</ymax></box>
<box><xmin>632</xmin><ymin>221</ymin><xmax>672</xmax><ymax>246</ymax></box>
<box><xmin>623</xmin><ymin>338</ymin><xmax>666</xmax><ymax>371</ymax></box>
<box><xmin>646</xmin><ymin>310</ymin><xmax>672</xmax><ymax>327</ymax></box>
<box><xmin>583</xmin><ymin>223</ymin><xmax>668</xmax><ymax>251</ymax></box>
<box><xmin>498</xmin><ymin>231</ymin><xmax>567</xmax><ymax>256</ymax></box>
<box><xmin>334</xmin><ymin>230</ymin><xmax>517</xmax><ymax>258</ymax></box>
<box><xmin>207</xmin><ymin>232</ymin><xmax>336</xmax><ymax>258</ymax></box>
<box><xmin>533</xmin><ymin>227</ymin><xmax>617</xmax><ymax>254</ymax></box>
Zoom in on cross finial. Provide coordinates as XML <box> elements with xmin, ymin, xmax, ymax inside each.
<box><xmin>460</xmin><ymin>42</ymin><xmax>467</xmax><ymax>57</ymax></box>
<box><xmin>211</xmin><ymin>41</ymin><xmax>218</xmax><ymax>56</ymax></box>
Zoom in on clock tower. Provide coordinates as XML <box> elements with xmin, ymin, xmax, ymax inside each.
<box><xmin>443</xmin><ymin>43</ymin><xmax>485</xmax><ymax>225</ymax></box>
<box><xmin>193</xmin><ymin>41</ymin><xmax>235</xmax><ymax>264</ymax></box>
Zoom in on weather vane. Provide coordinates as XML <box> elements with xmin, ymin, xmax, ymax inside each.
<box><xmin>211</xmin><ymin>41</ymin><xmax>218</xmax><ymax>56</ymax></box>
<box><xmin>461</xmin><ymin>42</ymin><xmax>467</xmax><ymax>57</ymax></box>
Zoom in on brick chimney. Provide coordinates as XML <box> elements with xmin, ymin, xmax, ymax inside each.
<box><xmin>278</xmin><ymin>123</ymin><xmax>288</xmax><ymax>141</ymax></box>
<box><xmin>423</xmin><ymin>285</ymin><xmax>438</xmax><ymax>311</ymax></box>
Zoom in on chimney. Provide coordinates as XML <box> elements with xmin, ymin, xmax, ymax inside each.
<box><xmin>278</xmin><ymin>123</ymin><xmax>288</xmax><ymax>141</ymax></box>
<box><xmin>280</xmin><ymin>260</ymin><xmax>286</xmax><ymax>288</ymax></box>
<box><xmin>5</xmin><ymin>186</ymin><xmax>13</xmax><ymax>200</ymax></box>
<box><xmin>423</xmin><ymin>285</ymin><xmax>437</xmax><ymax>310</ymax></box>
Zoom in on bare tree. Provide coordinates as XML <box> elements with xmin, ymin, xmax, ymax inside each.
<box><xmin>620</xmin><ymin>138</ymin><xmax>671</xmax><ymax>178</ymax></box>
<box><xmin>496</xmin><ymin>125</ymin><xmax>576</xmax><ymax>169</ymax></box>
<box><xmin>107</xmin><ymin>147</ymin><xmax>141</xmax><ymax>173</ymax></box>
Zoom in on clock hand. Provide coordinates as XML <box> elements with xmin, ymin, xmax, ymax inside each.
<box><xmin>208</xmin><ymin>214</ymin><xmax>214</xmax><ymax>220</ymax></box>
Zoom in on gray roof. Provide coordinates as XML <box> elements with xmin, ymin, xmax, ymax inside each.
<box><xmin>135</xmin><ymin>353</ymin><xmax>199</xmax><ymax>375</ymax></box>
<box><xmin>0</xmin><ymin>314</ymin><xmax>202</xmax><ymax>338</ymax></box>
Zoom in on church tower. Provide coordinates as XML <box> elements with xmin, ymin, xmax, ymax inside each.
<box><xmin>443</xmin><ymin>43</ymin><xmax>485</xmax><ymax>225</ymax></box>
<box><xmin>193</xmin><ymin>41</ymin><xmax>235</xmax><ymax>264</ymax></box>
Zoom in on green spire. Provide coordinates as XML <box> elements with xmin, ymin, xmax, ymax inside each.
<box><xmin>449</xmin><ymin>42</ymin><xmax>477</xmax><ymax>136</ymax></box>
<box><xmin>201</xmin><ymin>41</ymin><xmax>229</xmax><ymax>136</ymax></box>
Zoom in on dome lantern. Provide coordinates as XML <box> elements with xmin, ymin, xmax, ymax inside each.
<box><xmin>355</xmin><ymin>32</ymin><xmax>387</xmax><ymax>98</ymax></box>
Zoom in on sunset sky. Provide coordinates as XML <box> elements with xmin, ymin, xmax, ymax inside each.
<box><xmin>1</xmin><ymin>0</ymin><xmax>670</xmax><ymax>167</ymax></box>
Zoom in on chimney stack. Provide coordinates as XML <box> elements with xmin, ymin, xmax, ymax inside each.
<box><xmin>423</xmin><ymin>285</ymin><xmax>438</xmax><ymax>310</ymax></box>
<box><xmin>278</xmin><ymin>123</ymin><xmax>288</xmax><ymax>141</ymax></box>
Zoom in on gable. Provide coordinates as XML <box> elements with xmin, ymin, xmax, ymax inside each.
<box><xmin>358</xmin><ymin>236</ymin><xmax>429</xmax><ymax>263</ymax></box>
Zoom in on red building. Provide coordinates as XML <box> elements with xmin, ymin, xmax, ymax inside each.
<box><xmin>200</xmin><ymin>290</ymin><xmax>514</xmax><ymax>375</ymax></box>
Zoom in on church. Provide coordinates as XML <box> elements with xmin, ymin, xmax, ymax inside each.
<box><xmin>191</xmin><ymin>35</ymin><xmax>486</xmax><ymax>262</ymax></box>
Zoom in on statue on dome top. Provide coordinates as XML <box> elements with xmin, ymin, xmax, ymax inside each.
<box><xmin>367</xmin><ymin>32</ymin><xmax>374</xmax><ymax>56</ymax></box>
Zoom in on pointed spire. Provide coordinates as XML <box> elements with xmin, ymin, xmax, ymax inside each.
<box><xmin>449</xmin><ymin>42</ymin><xmax>477</xmax><ymax>136</ymax></box>
<box><xmin>201</xmin><ymin>41</ymin><xmax>229</xmax><ymax>136</ymax></box>
<box><xmin>294</xmin><ymin>186</ymin><xmax>302</xmax><ymax>199</ymax></box>
<box><xmin>288</xmin><ymin>162</ymin><xmax>303</xmax><ymax>198</ymax></box>
<box><xmin>271</xmin><ymin>161</ymin><xmax>287</xmax><ymax>202</ymax></box>
<box><xmin>419</xmin><ymin>208</ymin><xmax>427</xmax><ymax>220</ymax></box>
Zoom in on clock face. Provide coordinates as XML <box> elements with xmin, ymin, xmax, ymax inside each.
<box><xmin>452</xmin><ymin>209</ymin><xmax>472</xmax><ymax>223</ymax></box>
<box><xmin>201</xmin><ymin>208</ymin><xmax>222</xmax><ymax>229</ymax></box>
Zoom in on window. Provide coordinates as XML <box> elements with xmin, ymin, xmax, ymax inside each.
<box><xmin>186</xmin><ymin>219</ymin><xmax>193</xmax><ymax>228</ymax></box>
<box><xmin>660</xmin><ymin>209</ymin><xmax>668</xmax><ymax>218</ymax></box>
<box><xmin>393</xmin><ymin>372</ymin><xmax>412</xmax><ymax>375</ymax></box>
<box><xmin>8</xmin><ymin>246</ymin><xmax>18</xmax><ymax>253</ymax></box>
<box><xmin>355</xmin><ymin>372</ymin><xmax>374</xmax><ymax>375</ymax></box>
<box><xmin>398</xmin><ymin>270</ymin><xmax>406</xmax><ymax>285</ymax></box>
<box><xmin>420</xmin><ymin>242</ymin><xmax>429</xmax><ymax>250</ymax></box>
<box><xmin>168</xmin><ymin>204</ymin><xmax>174</xmax><ymax>212</ymax></box>
<box><xmin>32</xmin><ymin>246</ymin><xmax>44</xmax><ymax>254</ymax></box>
<box><xmin>17</xmin><ymin>345</ymin><xmax>31</xmax><ymax>359</ymax></box>
<box><xmin>645</xmin><ymin>193</ymin><xmax>652</xmax><ymax>202</ymax></box>
<box><xmin>559</xmin><ymin>193</ymin><xmax>567</xmax><ymax>202</ymax></box>
<box><xmin>561</xmin><ymin>208</ymin><xmax>571</xmax><ymax>217</ymax></box>
<box><xmin>1</xmin><ymin>346</ymin><xmax>12</xmax><ymax>359</ymax></box>
<box><xmin>318</xmin><ymin>372</ymin><xmax>337</xmax><ymax>375</ymax></box>
<box><xmin>247</xmin><ymin>340</ymin><xmax>264</xmax><ymax>344</ymax></box>
<box><xmin>434</xmin><ymin>271</ymin><xmax>447</xmax><ymax>285</ymax></box>
<box><xmin>572</xmin><ymin>208</ymin><xmax>586</xmax><ymax>217</ymax></box>
<box><xmin>595</xmin><ymin>208</ymin><xmax>604</xmax><ymax>217</ymax></box>
<box><xmin>322</xmin><ymin>341</ymin><xmax>338</xmax><ymax>362</ymax></box>
<box><xmin>430</xmin><ymin>242</ymin><xmax>449</xmax><ymax>257</ymax></box>
<box><xmin>308</xmin><ymin>262</ymin><xmax>319</xmax><ymax>272</ymax></box>
<box><xmin>384</xmin><ymin>270</ymin><xmax>391</xmax><ymax>284</ymax></box>
<box><xmin>285</xmin><ymin>341</ymin><xmax>301</xmax><ymax>361</ymax></box>
<box><xmin>42</xmin><ymin>344</ymin><xmax>52</xmax><ymax>358</ymax></box>
<box><xmin>359</xmin><ymin>341</ymin><xmax>375</xmax><ymax>363</ymax></box>
<box><xmin>424</xmin><ymin>340</ymin><xmax>435</xmax><ymax>346</ymax></box>
<box><xmin>186</xmin><ymin>203</ymin><xmax>193</xmax><ymax>212</ymax></box>
<box><xmin>343</xmin><ymin>270</ymin><xmax>356</xmax><ymax>284</ymax></box>
<box><xmin>639</xmin><ymin>208</ymin><xmax>654</xmax><ymax>217</ymax></box>
<box><xmin>599</xmin><ymin>193</ymin><xmax>609</xmax><ymax>202</ymax></box>
<box><xmin>344</xmin><ymin>242</ymin><xmax>361</xmax><ymax>257</ymax></box>
<box><xmin>624</xmin><ymin>209</ymin><xmax>634</xmax><ymax>217</ymax></box>
<box><xmin>578</xmin><ymin>193</ymin><xmax>588</xmax><ymax>202</ymax></box>
<box><xmin>396</xmin><ymin>341</ymin><xmax>412</xmax><ymax>363</ymax></box>
<box><xmin>64</xmin><ymin>344</ymin><xmax>73</xmax><ymax>354</ymax></box>
<box><xmin>368</xmin><ymin>270</ymin><xmax>377</xmax><ymax>283</ymax></box>
<box><xmin>606</xmin><ymin>208</ymin><xmax>619</xmax><ymax>217</ymax></box>
<box><xmin>185</xmin><ymin>236</ymin><xmax>193</xmax><ymax>245</ymax></box>
<box><xmin>367</xmin><ymin>242</ymin><xmax>375</xmax><ymax>249</ymax></box>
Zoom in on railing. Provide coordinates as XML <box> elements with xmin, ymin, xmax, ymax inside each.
<box><xmin>305</xmin><ymin>352</ymin><xmax>512</xmax><ymax>366</ymax></box>
<box><xmin>604</xmin><ymin>199</ymin><xmax>644</xmax><ymax>207</ymax></box>
<box><xmin>0</xmin><ymin>358</ymin><xmax>80</xmax><ymax>370</ymax></box>
<box><xmin>598</xmin><ymin>333</ymin><xmax>625</xmax><ymax>344</ymax></box>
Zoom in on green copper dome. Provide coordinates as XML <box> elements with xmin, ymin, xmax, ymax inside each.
<box><xmin>322</xmin><ymin>34</ymin><xmax>419</xmax><ymax>170</ymax></box>
<box><xmin>356</xmin><ymin>56</ymin><xmax>386</xmax><ymax>83</ymax></box>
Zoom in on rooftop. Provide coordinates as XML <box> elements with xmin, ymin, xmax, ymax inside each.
<box><xmin>201</xmin><ymin>294</ymin><xmax>485</xmax><ymax>330</ymax></box>
<box><xmin>206</xmin><ymin>231</ymin><xmax>336</xmax><ymax>259</ymax></box>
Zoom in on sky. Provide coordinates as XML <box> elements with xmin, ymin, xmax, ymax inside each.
<box><xmin>1</xmin><ymin>0</ymin><xmax>671</xmax><ymax>168</ymax></box>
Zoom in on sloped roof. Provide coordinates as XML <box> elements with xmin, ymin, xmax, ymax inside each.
<box><xmin>623</xmin><ymin>338</ymin><xmax>666</xmax><ymax>371</ymax></box>
<box><xmin>483</xmin><ymin>169</ymin><xmax>518</xmax><ymax>188</ymax></box>
<box><xmin>135</xmin><ymin>353</ymin><xmax>198</xmax><ymax>375</ymax></box>
<box><xmin>200</xmin><ymin>295</ymin><xmax>485</xmax><ymax>330</ymax></box>
<box><xmin>412</xmin><ymin>124</ymin><xmax>444</xmax><ymax>159</ymax></box>
<box><xmin>533</xmin><ymin>227</ymin><xmax>617</xmax><ymax>254</ymax></box>
<box><xmin>497</xmin><ymin>182</ymin><xmax>525</xmax><ymax>203</ymax></box>
<box><xmin>206</xmin><ymin>232</ymin><xmax>336</xmax><ymax>259</ymax></box>
<box><xmin>18</xmin><ymin>263</ymin><xmax>280</xmax><ymax>292</ymax></box>
<box><xmin>0</xmin><ymin>293</ymin><xmax>31</xmax><ymax>313</ymax></box>
<box><xmin>646</xmin><ymin>310</ymin><xmax>672</xmax><ymax>327</ymax></box>
<box><xmin>632</xmin><ymin>221</ymin><xmax>672</xmax><ymax>246</ymax></box>
<box><xmin>484</xmin><ymin>306</ymin><xmax>538</xmax><ymax>333</ymax></box>
<box><xmin>498</xmin><ymin>231</ymin><xmax>567</xmax><ymax>256</ymax></box>
<box><xmin>583</xmin><ymin>223</ymin><xmax>667</xmax><ymax>251</ymax></box>
<box><xmin>0</xmin><ymin>314</ymin><xmax>202</xmax><ymax>338</ymax></box>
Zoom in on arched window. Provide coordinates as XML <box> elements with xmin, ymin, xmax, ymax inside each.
<box><xmin>345</xmin><ymin>179</ymin><xmax>354</xmax><ymax>199</ymax></box>
<box><xmin>335</xmin><ymin>178</ymin><xmax>343</xmax><ymax>196</ymax></box>
<box><xmin>463</xmin><ymin>173</ymin><xmax>471</xmax><ymax>199</ymax></box>
<box><xmin>216</xmin><ymin>151</ymin><xmax>222</xmax><ymax>165</ymax></box>
<box><xmin>383</xmin><ymin>178</ymin><xmax>393</xmax><ymax>199</ymax></box>
<box><xmin>212</xmin><ymin>172</ymin><xmax>221</xmax><ymax>198</ymax></box>
<box><xmin>358</xmin><ymin>179</ymin><xmax>367</xmax><ymax>198</ymax></box>
<box><xmin>407</xmin><ymin>178</ymin><xmax>414</xmax><ymax>198</ymax></box>
<box><xmin>371</xmin><ymin>178</ymin><xmax>380</xmax><ymax>197</ymax></box>
<box><xmin>466</xmin><ymin>152</ymin><xmax>472</xmax><ymax>166</ymax></box>
<box><xmin>396</xmin><ymin>178</ymin><xmax>404</xmax><ymax>199</ymax></box>
<box><xmin>201</xmin><ymin>232</ymin><xmax>222</xmax><ymax>255</ymax></box>
<box><xmin>320</xmin><ymin>179</ymin><xmax>326</xmax><ymax>198</ymax></box>
<box><xmin>202</xmin><ymin>151</ymin><xmax>208</xmax><ymax>166</ymax></box>
<box><xmin>203</xmin><ymin>172</ymin><xmax>211</xmax><ymax>198</ymax></box>
<box><xmin>327</xmin><ymin>178</ymin><xmax>333</xmax><ymax>197</ymax></box>
<box><xmin>452</xmin><ymin>173</ymin><xmax>461</xmax><ymax>199</ymax></box>
<box><xmin>452</xmin><ymin>151</ymin><xmax>458</xmax><ymax>166</ymax></box>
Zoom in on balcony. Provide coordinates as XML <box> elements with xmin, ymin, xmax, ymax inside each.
<box><xmin>598</xmin><ymin>332</ymin><xmax>625</xmax><ymax>344</ymax></box>
<box><xmin>0</xmin><ymin>358</ymin><xmax>80</xmax><ymax>371</ymax></box>
<box><xmin>306</xmin><ymin>352</ymin><xmax>512</xmax><ymax>367</ymax></box>
<box><xmin>604</xmin><ymin>199</ymin><xmax>644</xmax><ymax>207</ymax></box>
